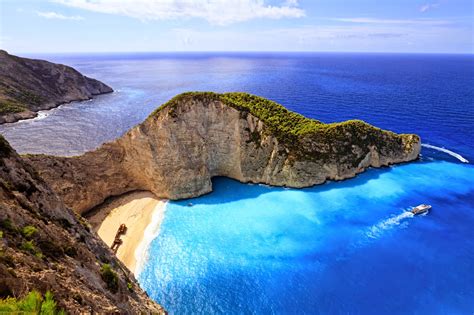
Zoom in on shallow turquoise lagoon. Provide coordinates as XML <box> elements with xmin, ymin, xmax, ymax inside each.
<box><xmin>139</xmin><ymin>158</ymin><xmax>474</xmax><ymax>314</ymax></box>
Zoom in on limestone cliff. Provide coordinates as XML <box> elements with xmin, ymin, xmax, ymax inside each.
<box><xmin>0</xmin><ymin>50</ymin><xmax>113</xmax><ymax>124</ymax></box>
<box><xmin>0</xmin><ymin>136</ymin><xmax>164</xmax><ymax>313</ymax></box>
<box><xmin>27</xmin><ymin>92</ymin><xmax>420</xmax><ymax>214</ymax></box>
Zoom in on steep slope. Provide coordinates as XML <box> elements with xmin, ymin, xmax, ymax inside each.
<box><xmin>0</xmin><ymin>50</ymin><xmax>113</xmax><ymax>124</ymax></box>
<box><xmin>27</xmin><ymin>92</ymin><xmax>420</xmax><ymax>214</ymax></box>
<box><xmin>0</xmin><ymin>136</ymin><xmax>164</xmax><ymax>313</ymax></box>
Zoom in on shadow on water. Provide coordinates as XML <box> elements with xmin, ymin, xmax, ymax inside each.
<box><xmin>173</xmin><ymin>137</ymin><xmax>474</xmax><ymax>207</ymax></box>
<box><xmin>174</xmin><ymin>158</ymin><xmax>447</xmax><ymax>206</ymax></box>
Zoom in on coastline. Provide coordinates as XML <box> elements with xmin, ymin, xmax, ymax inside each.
<box><xmin>87</xmin><ymin>191</ymin><xmax>166</xmax><ymax>275</ymax></box>
<box><xmin>0</xmin><ymin>91</ymin><xmax>114</xmax><ymax>125</ymax></box>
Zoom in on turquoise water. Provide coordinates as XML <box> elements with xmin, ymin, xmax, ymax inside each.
<box><xmin>139</xmin><ymin>159</ymin><xmax>474</xmax><ymax>314</ymax></box>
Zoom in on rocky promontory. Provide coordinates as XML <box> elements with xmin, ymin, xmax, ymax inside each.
<box><xmin>0</xmin><ymin>50</ymin><xmax>113</xmax><ymax>124</ymax></box>
<box><xmin>27</xmin><ymin>92</ymin><xmax>421</xmax><ymax>214</ymax></box>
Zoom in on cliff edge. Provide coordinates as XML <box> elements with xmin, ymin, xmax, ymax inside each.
<box><xmin>27</xmin><ymin>92</ymin><xmax>421</xmax><ymax>214</ymax></box>
<box><xmin>0</xmin><ymin>136</ymin><xmax>164</xmax><ymax>313</ymax></box>
<box><xmin>0</xmin><ymin>50</ymin><xmax>113</xmax><ymax>124</ymax></box>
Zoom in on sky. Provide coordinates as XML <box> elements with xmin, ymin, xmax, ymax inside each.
<box><xmin>0</xmin><ymin>0</ymin><xmax>472</xmax><ymax>54</ymax></box>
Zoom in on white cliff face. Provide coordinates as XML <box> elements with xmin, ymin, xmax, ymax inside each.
<box><xmin>27</xmin><ymin>94</ymin><xmax>420</xmax><ymax>214</ymax></box>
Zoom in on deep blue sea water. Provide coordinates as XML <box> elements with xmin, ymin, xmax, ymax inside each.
<box><xmin>0</xmin><ymin>53</ymin><xmax>473</xmax><ymax>314</ymax></box>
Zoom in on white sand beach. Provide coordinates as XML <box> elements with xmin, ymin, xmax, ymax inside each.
<box><xmin>87</xmin><ymin>191</ymin><xmax>166</xmax><ymax>275</ymax></box>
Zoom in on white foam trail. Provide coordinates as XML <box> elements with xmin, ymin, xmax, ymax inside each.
<box><xmin>366</xmin><ymin>211</ymin><xmax>414</xmax><ymax>239</ymax></box>
<box><xmin>31</xmin><ymin>111</ymin><xmax>50</xmax><ymax>121</ymax></box>
<box><xmin>422</xmin><ymin>143</ymin><xmax>469</xmax><ymax>163</ymax></box>
<box><xmin>134</xmin><ymin>201</ymin><xmax>167</xmax><ymax>276</ymax></box>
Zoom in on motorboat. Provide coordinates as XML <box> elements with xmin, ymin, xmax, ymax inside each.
<box><xmin>411</xmin><ymin>204</ymin><xmax>431</xmax><ymax>215</ymax></box>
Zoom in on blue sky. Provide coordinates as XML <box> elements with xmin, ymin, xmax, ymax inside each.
<box><xmin>0</xmin><ymin>0</ymin><xmax>472</xmax><ymax>53</ymax></box>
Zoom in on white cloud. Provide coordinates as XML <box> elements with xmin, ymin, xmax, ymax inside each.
<box><xmin>5</xmin><ymin>18</ymin><xmax>469</xmax><ymax>54</ymax></box>
<box><xmin>53</xmin><ymin>0</ymin><xmax>305</xmax><ymax>25</ymax></box>
<box><xmin>37</xmin><ymin>11</ymin><xmax>84</xmax><ymax>20</ymax></box>
<box><xmin>165</xmin><ymin>22</ymin><xmax>465</xmax><ymax>53</ymax></box>
<box><xmin>331</xmin><ymin>17</ymin><xmax>449</xmax><ymax>25</ymax></box>
<box><xmin>420</xmin><ymin>3</ymin><xmax>439</xmax><ymax>13</ymax></box>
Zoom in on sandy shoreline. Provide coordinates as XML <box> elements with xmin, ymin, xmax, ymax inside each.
<box><xmin>87</xmin><ymin>191</ymin><xmax>166</xmax><ymax>275</ymax></box>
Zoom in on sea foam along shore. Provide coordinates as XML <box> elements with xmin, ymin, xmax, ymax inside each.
<box><xmin>87</xmin><ymin>191</ymin><xmax>167</xmax><ymax>275</ymax></box>
<box><xmin>134</xmin><ymin>200</ymin><xmax>167</xmax><ymax>276</ymax></box>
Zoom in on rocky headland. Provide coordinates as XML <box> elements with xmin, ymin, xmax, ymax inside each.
<box><xmin>27</xmin><ymin>92</ymin><xmax>421</xmax><ymax>215</ymax></box>
<box><xmin>0</xmin><ymin>50</ymin><xmax>112</xmax><ymax>124</ymax></box>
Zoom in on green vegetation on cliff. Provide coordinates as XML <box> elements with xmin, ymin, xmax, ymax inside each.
<box><xmin>0</xmin><ymin>100</ymin><xmax>28</xmax><ymax>115</ymax></box>
<box><xmin>151</xmin><ymin>92</ymin><xmax>322</xmax><ymax>139</ymax></box>
<box><xmin>0</xmin><ymin>84</ymin><xmax>45</xmax><ymax>115</ymax></box>
<box><xmin>100</xmin><ymin>263</ymin><xmax>119</xmax><ymax>293</ymax></box>
<box><xmin>0</xmin><ymin>290</ymin><xmax>64</xmax><ymax>314</ymax></box>
<box><xmin>150</xmin><ymin>92</ymin><xmax>419</xmax><ymax>153</ymax></box>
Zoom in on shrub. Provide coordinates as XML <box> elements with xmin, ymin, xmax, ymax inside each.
<box><xmin>0</xmin><ymin>290</ymin><xmax>64</xmax><ymax>314</ymax></box>
<box><xmin>0</xmin><ymin>100</ymin><xmax>27</xmax><ymax>115</ymax></box>
<box><xmin>100</xmin><ymin>264</ymin><xmax>119</xmax><ymax>293</ymax></box>
<box><xmin>20</xmin><ymin>240</ymin><xmax>35</xmax><ymax>253</ymax></box>
<box><xmin>15</xmin><ymin>90</ymin><xmax>44</xmax><ymax>106</ymax></box>
<box><xmin>20</xmin><ymin>240</ymin><xmax>42</xmax><ymax>259</ymax></box>
<box><xmin>0</xmin><ymin>219</ymin><xmax>16</xmax><ymax>233</ymax></box>
<box><xmin>18</xmin><ymin>291</ymin><xmax>42</xmax><ymax>312</ymax></box>
<box><xmin>21</xmin><ymin>225</ymin><xmax>38</xmax><ymax>239</ymax></box>
<box><xmin>41</xmin><ymin>291</ymin><xmax>62</xmax><ymax>314</ymax></box>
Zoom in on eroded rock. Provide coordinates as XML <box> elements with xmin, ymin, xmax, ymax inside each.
<box><xmin>27</xmin><ymin>92</ymin><xmax>420</xmax><ymax>214</ymax></box>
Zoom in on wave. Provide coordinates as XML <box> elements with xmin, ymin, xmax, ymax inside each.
<box><xmin>134</xmin><ymin>201</ymin><xmax>167</xmax><ymax>276</ymax></box>
<box><xmin>366</xmin><ymin>211</ymin><xmax>414</xmax><ymax>239</ymax></box>
<box><xmin>32</xmin><ymin>111</ymin><xmax>50</xmax><ymax>121</ymax></box>
<box><xmin>422</xmin><ymin>143</ymin><xmax>469</xmax><ymax>163</ymax></box>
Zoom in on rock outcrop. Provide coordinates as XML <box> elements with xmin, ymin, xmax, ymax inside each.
<box><xmin>27</xmin><ymin>92</ymin><xmax>421</xmax><ymax>214</ymax></box>
<box><xmin>0</xmin><ymin>50</ymin><xmax>113</xmax><ymax>124</ymax></box>
<box><xmin>0</xmin><ymin>136</ymin><xmax>164</xmax><ymax>313</ymax></box>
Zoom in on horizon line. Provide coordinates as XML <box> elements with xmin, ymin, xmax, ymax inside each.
<box><xmin>13</xmin><ymin>50</ymin><xmax>474</xmax><ymax>56</ymax></box>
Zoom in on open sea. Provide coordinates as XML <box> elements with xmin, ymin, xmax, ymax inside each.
<box><xmin>1</xmin><ymin>53</ymin><xmax>473</xmax><ymax>314</ymax></box>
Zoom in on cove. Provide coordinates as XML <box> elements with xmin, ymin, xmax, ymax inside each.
<box><xmin>138</xmin><ymin>158</ymin><xmax>474</xmax><ymax>314</ymax></box>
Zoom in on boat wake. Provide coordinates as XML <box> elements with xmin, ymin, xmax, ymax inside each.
<box><xmin>366</xmin><ymin>211</ymin><xmax>414</xmax><ymax>239</ymax></box>
<box><xmin>422</xmin><ymin>143</ymin><xmax>469</xmax><ymax>163</ymax></box>
<box><xmin>344</xmin><ymin>209</ymin><xmax>416</xmax><ymax>256</ymax></box>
